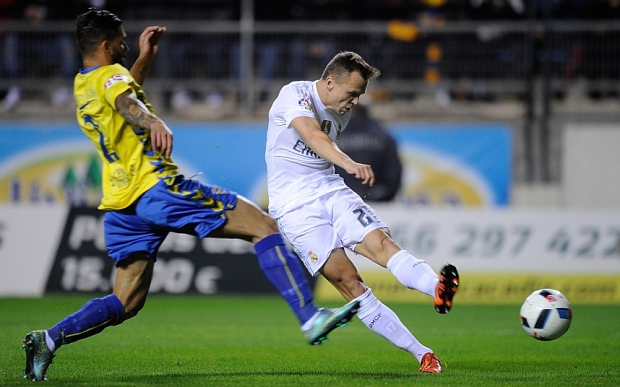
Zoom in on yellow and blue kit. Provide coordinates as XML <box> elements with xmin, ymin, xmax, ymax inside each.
<box><xmin>74</xmin><ymin>64</ymin><xmax>237</xmax><ymax>262</ymax></box>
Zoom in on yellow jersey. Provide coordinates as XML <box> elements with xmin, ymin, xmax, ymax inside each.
<box><xmin>74</xmin><ymin>63</ymin><xmax>178</xmax><ymax>210</ymax></box>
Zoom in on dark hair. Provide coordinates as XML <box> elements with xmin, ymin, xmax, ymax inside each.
<box><xmin>75</xmin><ymin>8</ymin><xmax>123</xmax><ymax>57</ymax></box>
<box><xmin>320</xmin><ymin>51</ymin><xmax>381</xmax><ymax>82</ymax></box>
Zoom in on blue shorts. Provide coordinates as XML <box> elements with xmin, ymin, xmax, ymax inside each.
<box><xmin>104</xmin><ymin>176</ymin><xmax>238</xmax><ymax>264</ymax></box>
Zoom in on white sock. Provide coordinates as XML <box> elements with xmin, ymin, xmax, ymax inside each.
<box><xmin>355</xmin><ymin>289</ymin><xmax>431</xmax><ymax>363</ymax></box>
<box><xmin>44</xmin><ymin>330</ymin><xmax>56</xmax><ymax>353</ymax></box>
<box><xmin>386</xmin><ymin>250</ymin><xmax>439</xmax><ymax>297</ymax></box>
<box><xmin>300</xmin><ymin>311</ymin><xmax>318</xmax><ymax>331</ymax></box>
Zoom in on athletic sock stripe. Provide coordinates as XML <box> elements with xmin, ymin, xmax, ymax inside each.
<box><xmin>275</xmin><ymin>245</ymin><xmax>305</xmax><ymax>307</ymax></box>
<box><xmin>64</xmin><ymin>318</ymin><xmax>115</xmax><ymax>342</ymax></box>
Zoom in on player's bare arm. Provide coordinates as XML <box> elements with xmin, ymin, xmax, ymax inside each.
<box><xmin>130</xmin><ymin>26</ymin><xmax>166</xmax><ymax>86</ymax></box>
<box><xmin>115</xmin><ymin>90</ymin><xmax>173</xmax><ymax>158</ymax></box>
<box><xmin>292</xmin><ymin>116</ymin><xmax>375</xmax><ymax>186</ymax></box>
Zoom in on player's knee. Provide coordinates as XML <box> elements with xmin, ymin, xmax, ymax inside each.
<box><xmin>255</xmin><ymin>213</ymin><xmax>279</xmax><ymax>237</ymax></box>
<box><xmin>263</xmin><ymin>214</ymin><xmax>279</xmax><ymax>232</ymax></box>
<box><xmin>375</xmin><ymin>229</ymin><xmax>398</xmax><ymax>251</ymax></box>
<box><xmin>360</xmin><ymin>229</ymin><xmax>400</xmax><ymax>265</ymax></box>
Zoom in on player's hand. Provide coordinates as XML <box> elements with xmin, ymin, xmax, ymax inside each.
<box><xmin>150</xmin><ymin>120</ymin><xmax>173</xmax><ymax>159</ymax></box>
<box><xmin>344</xmin><ymin>161</ymin><xmax>375</xmax><ymax>186</ymax></box>
<box><xmin>138</xmin><ymin>26</ymin><xmax>166</xmax><ymax>61</ymax></box>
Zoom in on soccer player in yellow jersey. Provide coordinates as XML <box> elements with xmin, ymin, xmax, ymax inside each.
<box><xmin>21</xmin><ymin>8</ymin><xmax>359</xmax><ymax>382</ymax></box>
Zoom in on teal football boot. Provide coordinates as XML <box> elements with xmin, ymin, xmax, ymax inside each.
<box><xmin>303</xmin><ymin>299</ymin><xmax>360</xmax><ymax>345</ymax></box>
<box><xmin>23</xmin><ymin>330</ymin><xmax>54</xmax><ymax>382</ymax></box>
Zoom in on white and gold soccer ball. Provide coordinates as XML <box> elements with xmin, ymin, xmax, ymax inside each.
<box><xmin>520</xmin><ymin>289</ymin><xmax>572</xmax><ymax>341</ymax></box>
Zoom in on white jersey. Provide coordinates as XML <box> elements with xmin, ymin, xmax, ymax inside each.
<box><xmin>266</xmin><ymin>80</ymin><xmax>351</xmax><ymax>218</ymax></box>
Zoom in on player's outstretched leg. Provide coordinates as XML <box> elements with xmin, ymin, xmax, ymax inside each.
<box><xmin>255</xmin><ymin>234</ymin><xmax>319</xmax><ymax>324</ymax></box>
<box><xmin>302</xmin><ymin>299</ymin><xmax>360</xmax><ymax>345</ymax></box>
<box><xmin>434</xmin><ymin>263</ymin><xmax>459</xmax><ymax>314</ymax></box>
<box><xmin>255</xmin><ymin>234</ymin><xmax>360</xmax><ymax>344</ymax></box>
<box><xmin>22</xmin><ymin>330</ymin><xmax>54</xmax><ymax>382</ymax></box>
<box><xmin>419</xmin><ymin>352</ymin><xmax>443</xmax><ymax>373</ymax></box>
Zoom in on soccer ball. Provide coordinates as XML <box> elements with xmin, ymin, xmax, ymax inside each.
<box><xmin>520</xmin><ymin>288</ymin><xmax>572</xmax><ymax>341</ymax></box>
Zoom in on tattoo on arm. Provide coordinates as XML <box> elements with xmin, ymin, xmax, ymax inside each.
<box><xmin>115</xmin><ymin>91</ymin><xmax>157</xmax><ymax>129</ymax></box>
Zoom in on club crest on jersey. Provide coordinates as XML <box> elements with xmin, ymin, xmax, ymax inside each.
<box><xmin>104</xmin><ymin>74</ymin><xmax>130</xmax><ymax>90</ymax></box>
<box><xmin>298</xmin><ymin>97</ymin><xmax>312</xmax><ymax>111</ymax></box>
<box><xmin>309</xmin><ymin>252</ymin><xmax>318</xmax><ymax>263</ymax></box>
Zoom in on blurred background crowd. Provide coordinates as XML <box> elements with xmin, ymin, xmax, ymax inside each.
<box><xmin>1</xmin><ymin>0</ymin><xmax>619</xmax><ymax>112</ymax></box>
<box><xmin>1</xmin><ymin>0</ymin><xmax>619</xmax><ymax>187</ymax></box>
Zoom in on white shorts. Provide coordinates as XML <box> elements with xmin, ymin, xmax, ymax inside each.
<box><xmin>276</xmin><ymin>188</ymin><xmax>387</xmax><ymax>276</ymax></box>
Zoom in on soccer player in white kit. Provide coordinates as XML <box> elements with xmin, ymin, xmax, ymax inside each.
<box><xmin>265</xmin><ymin>51</ymin><xmax>459</xmax><ymax>373</ymax></box>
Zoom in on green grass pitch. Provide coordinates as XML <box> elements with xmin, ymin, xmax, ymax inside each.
<box><xmin>1</xmin><ymin>295</ymin><xmax>619</xmax><ymax>386</ymax></box>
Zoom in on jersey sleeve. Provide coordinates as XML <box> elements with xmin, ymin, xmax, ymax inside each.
<box><xmin>100</xmin><ymin>65</ymin><xmax>134</xmax><ymax>110</ymax></box>
<box><xmin>281</xmin><ymin>84</ymin><xmax>317</xmax><ymax>127</ymax></box>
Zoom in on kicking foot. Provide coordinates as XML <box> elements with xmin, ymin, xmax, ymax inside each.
<box><xmin>303</xmin><ymin>299</ymin><xmax>360</xmax><ymax>345</ymax></box>
<box><xmin>434</xmin><ymin>263</ymin><xmax>459</xmax><ymax>314</ymax></box>
<box><xmin>23</xmin><ymin>330</ymin><xmax>54</xmax><ymax>381</ymax></box>
<box><xmin>419</xmin><ymin>352</ymin><xmax>442</xmax><ymax>373</ymax></box>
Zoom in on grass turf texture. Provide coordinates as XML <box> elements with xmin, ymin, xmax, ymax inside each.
<box><xmin>1</xmin><ymin>295</ymin><xmax>619</xmax><ymax>386</ymax></box>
